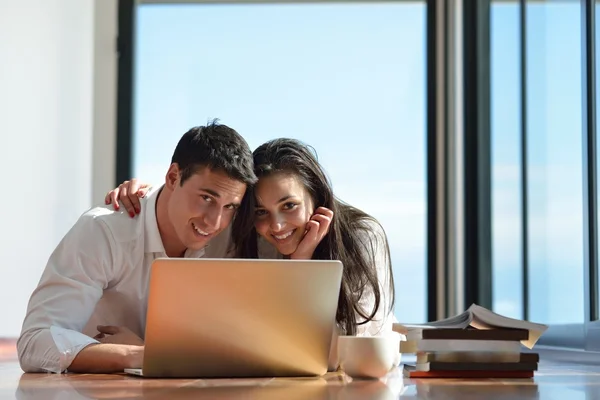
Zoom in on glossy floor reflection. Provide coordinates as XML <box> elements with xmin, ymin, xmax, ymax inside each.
<box><xmin>5</xmin><ymin>359</ymin><xmax>600</xmax><ymax>399</ymax></box>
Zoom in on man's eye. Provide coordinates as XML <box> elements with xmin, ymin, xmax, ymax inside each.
<box><xmin>201</xmin><ymin>195</ymin><xmax>213</xmax><ymax>203</ymax></box>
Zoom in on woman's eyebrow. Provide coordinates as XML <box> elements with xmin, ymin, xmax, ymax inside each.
<box><xmin>255</xmin><ymin>195</ymin><xmax>295</xmax><ymax>208</ymax></box>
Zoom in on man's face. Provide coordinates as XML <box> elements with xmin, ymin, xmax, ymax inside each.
<box><xmin>165</xmin><ymin>165</ymin><xmax>247</xmax><ymax>251</ymax></box>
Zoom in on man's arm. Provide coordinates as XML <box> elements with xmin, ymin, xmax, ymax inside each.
<box><xmin>17</xmin><ymin>211</ymin><xmax>139</xmax><ymax>373</ymax></box>
<box><xmin>68</xmin><ymin>343</ymin><xmax>143</xmax><ymax>373</ymax></box>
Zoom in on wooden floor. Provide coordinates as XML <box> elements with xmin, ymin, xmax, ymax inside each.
<box><xmin>2</xmin><ymin>339</ymin><xmax>600</xmax><ymax>399</ymax></box>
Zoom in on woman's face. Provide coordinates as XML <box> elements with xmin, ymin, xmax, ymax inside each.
<box><xmin>253</xmin><ymin>173</ymin><xmax>315</xmax><ymax>255</ymax></box>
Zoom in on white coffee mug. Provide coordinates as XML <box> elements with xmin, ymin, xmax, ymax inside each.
<box><xmin>337</xmin><ymin>333</ymin><xmax>401</xmax><ymax>379</ymax></box>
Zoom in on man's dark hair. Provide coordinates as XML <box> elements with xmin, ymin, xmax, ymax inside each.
<box><xmin>171</xmin><ymin>120</ymin><xmax>257</xmax><ymax>186</ymax></box>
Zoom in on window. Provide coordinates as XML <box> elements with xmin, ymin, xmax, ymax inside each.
<box><xmin>491</xmin><ymin>1</ymin><xmax>523</xmax><ymax>320</ymax></box>
<box><xmin>491</xmin><ymin>0</ymin><xmax>585</xmax><ymax>325</ymax></box>
<box><xmin>132</xmin><ymin>2</ymin><xmax>428</xmax><ymax>323</ymax></box>
<box><xmin>526</xmin><ymin>1</ymin><xmax>584</xmax><ymax>324</ymax></box>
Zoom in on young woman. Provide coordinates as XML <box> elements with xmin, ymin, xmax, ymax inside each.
<box><xmin>106</xmin><ymin>138</ymin><xmax>397</xmax><ymax>337</ymax></box>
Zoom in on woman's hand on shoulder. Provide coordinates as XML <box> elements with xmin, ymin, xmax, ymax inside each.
<box><xmin>104</xmin><ymin>178</ymin><xmax>151</xmax><ymax>218</ymax></box>
<box><xmin>290</xmin><ymin>207</ymin><xmax>334</xmax><ymax>260</ymax></box>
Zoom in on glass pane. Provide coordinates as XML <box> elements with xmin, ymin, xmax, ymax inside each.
<box><xmin>527</xmin><ymin>0</ymin><xmax>584</xmax><ymax>324</ymax></box>
<box><xmin>491</xmin><ymin>1</ymin><xmax>523</xmax><ymax>320</ymax></box>
<box><xmin>133</xmin><ymin>3</ymin><xmax>427</xmax><ymax>323</ymax></box>
<box><xmin>596</xmin><ymin>0</ymin><xmax>600</xmax><ymax>320</ymax></box>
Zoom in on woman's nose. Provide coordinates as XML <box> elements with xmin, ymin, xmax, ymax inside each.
<box><xmin>270</xmin><ymin>218</ymin><xmax>286</xmax><ymax>232</ymax></box>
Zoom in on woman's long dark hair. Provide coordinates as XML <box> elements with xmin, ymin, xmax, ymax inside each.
<box><xmin>231</xmin><ymin>138</ymin><xmax>395</xmax><ymax>335</ymax></box>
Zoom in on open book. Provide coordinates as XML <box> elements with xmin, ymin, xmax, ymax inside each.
<box><xmin>393</xmin><ymin>304</ymin><xmax>548</xmax><ymax>349</ymax></box>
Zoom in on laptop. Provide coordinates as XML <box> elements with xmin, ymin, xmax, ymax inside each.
<box><xmin>124</xmin><ymin>258</ymin><xmax>343</xmax><ymax>378</ymax></box>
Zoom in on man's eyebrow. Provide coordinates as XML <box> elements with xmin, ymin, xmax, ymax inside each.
<box><xmin>199</xmin><ymin>188</ymin><xmax>220</xmax><ymax>198</ymax></box>
<box><xmin>200</xmin><ymin>188</ymin><xmax>240</xmax><ymax>208</ymax></box>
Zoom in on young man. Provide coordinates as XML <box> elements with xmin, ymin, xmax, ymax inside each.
<box><xmin>17</xmin><ymin>122</ymin><xmax>256</xmax><ymax>374</ymax></box>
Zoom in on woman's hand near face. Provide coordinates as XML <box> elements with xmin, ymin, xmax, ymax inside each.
<box><xmin>104</xmin><ymin>178</ymin><xmax>151</xmax><ymax>217</ymax></box>
<box><xmin>289</xmin><ymin>207</ymin><xmax>334</xmax><ymax>260</ymax></box>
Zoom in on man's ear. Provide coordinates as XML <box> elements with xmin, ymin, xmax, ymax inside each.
<box><xmin>165</xmin><ymin>163</ymin><xmax>180</xmax><ymax>190</ymax></box>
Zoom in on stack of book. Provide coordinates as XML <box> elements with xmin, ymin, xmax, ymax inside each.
<box><xmin>394</xmin><ymin>304</ymin><xmax>548</xmax><ymax>379</ymax></box>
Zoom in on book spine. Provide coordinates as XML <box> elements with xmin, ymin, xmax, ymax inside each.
<box><xmin>401</xmin><ymin>339</ymin><xmax>522</xmax><ymax>354</ymax></box>
<box><xmin>414</xmin><ymin>362</ymin><xmax>538</xmax><ymax>372</ymax></box>
<box><xmin>404</xmin><ymin>369</ymin><xmax>535</xmax><ymax>379</ymax></box>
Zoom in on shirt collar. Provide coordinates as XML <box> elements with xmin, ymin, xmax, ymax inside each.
<box><xmin>185</xmin><ymin>246</ymin><xmax>206</xmax><ymax>258</ymax></box>
<box><xmin>144</xmin><ymin>185</ymin><xmax>166</xmax><ymax>254</ymax></box>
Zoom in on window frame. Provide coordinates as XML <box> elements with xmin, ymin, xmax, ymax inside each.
<box><xmin>486</xmin><ymin>0</ymin><xmax>598</xmax><ymax>350</ymax></box>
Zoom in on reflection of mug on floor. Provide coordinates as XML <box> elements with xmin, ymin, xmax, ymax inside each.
<box><xmin>330</xmin><ymin>379</ymin><xmax>399</xmax><ymax>400</ymax></box>
<box><xmin>337</xmin><ymin>333</ymin><xmax>401</xmax><ymax>379</ymax></box>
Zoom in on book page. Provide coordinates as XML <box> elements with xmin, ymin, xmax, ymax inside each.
<box><xmin>394</xmin><ymin>311</ymin><xmax>473</xmax><ymax>332</ymax></box>
<box><xmin>468</xmin><ymin>304</ymin><xmax>548</xmax><ymax>348</ymax></box>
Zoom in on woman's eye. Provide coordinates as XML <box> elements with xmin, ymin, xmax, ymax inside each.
<box><xmin>283</xmin><ymin>202</ymin><xmax>298</xmax><ymax>210</ymax></box>
<box><xmin>255</xmin><ymin>209</ymin><xmax>267</xmax><ymax>216</ymax></box>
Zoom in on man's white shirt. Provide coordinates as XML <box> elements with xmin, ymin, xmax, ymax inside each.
<box><xmin>17</xmin><ymin>186</ymin><xmax>231</xmax><ymax>373</ymax></box>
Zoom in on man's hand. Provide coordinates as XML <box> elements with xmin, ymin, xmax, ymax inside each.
<box><xmin>290</xmin><ymin>207</ymin><xmax>334</xmax><ymax>260</ymax></box>
<box><xmin>94</xmin><ymin>325</ymin><xmax>144</xmax><ymax>346</ymax></box>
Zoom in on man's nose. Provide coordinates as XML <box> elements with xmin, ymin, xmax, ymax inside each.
<box><xmin>204</xmin><ymin>208</ymin><xmax>222</xmax><ymax>231</ymax></box>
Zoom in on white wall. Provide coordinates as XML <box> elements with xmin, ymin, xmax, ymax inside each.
<box><xmin>0</xmin><ymin>0</ymin><xmax>117</xmax><ymax>337</ymax></box>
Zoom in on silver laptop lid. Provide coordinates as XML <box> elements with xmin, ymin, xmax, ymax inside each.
<box><xmin>142</xmin><ymin>258</ymin><xmax>343</xmax><ymax>378</ymax></box>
